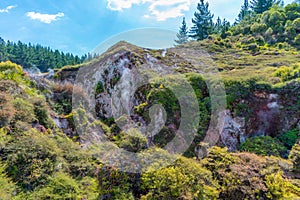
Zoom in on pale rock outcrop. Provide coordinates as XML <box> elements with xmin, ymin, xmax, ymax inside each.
<box><xmin>218</xmin><ymin>110</ymin><xmax>246</xmax><ymax>152</ymax></box>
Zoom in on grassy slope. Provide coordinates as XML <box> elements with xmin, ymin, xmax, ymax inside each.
<box><xmin>183</xmin><ymin>37</ymin><xmax>300</xmax><ymax>84</ymax></box>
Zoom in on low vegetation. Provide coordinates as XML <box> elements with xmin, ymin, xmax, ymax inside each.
<box><xmin>0</xmin><ymin>1</ymin><xmax>299</xmax><ymax>199</ymax></box>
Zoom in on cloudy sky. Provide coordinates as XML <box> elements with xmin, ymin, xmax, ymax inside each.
<box><xmin>0</xmin><ymin>0</ymin><xmax>294</xmax><ymax>55</ymax></box>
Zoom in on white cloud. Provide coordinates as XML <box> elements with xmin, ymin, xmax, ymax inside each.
<box><xmin>143</xmin><ymin>14</ymin><xmax>151</xmax><ymax>18</ymax></box>
<box><xmin>107</xmin><ymin>0</ymin><xmax>148</xmax><ymax>11</ymax></box>
<box><xmin>26</xmin><ymin>12</ymin><xmax>64</xmax><ymax>24</ymax></box>
<box><xmin>107</xmin><ymin>0</ymin><xmax>194</xmax><ymax>21</ymax></box>
<box><xmin>148</xmin><ymin>0</ymin><xmax>191</xmax><ymax>21</ymax></box>
<box><xmin>0</xmin><ymin>5</ymin><xmax>17</xmax><ymax>13</ymax></box>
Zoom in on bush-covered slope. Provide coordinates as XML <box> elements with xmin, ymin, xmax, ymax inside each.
<box><xmin>1</xmin><ymin>39</ymin><xmax>299</xmax><ymax>199</ymax></box>
<box><xmin>0</xmin><ymin>2</ymin><xmax>299</xmax><ymax>198</ymax></box>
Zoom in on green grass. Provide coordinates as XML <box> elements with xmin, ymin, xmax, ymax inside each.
<box><xmin>185</xmin><ymin>36</ymin><xmax>300</xmax><ymax>84</ymax></box>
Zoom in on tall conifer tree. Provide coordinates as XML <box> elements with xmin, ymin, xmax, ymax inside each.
<box><xmin>175</xmin><ymin>17</ymin><xmax>189</xmax><ymax>45</ymax></box>
<box><xmin>250</xmin><ymin>0</ymin><xmax>277</xmax><ymax>13</ymax></box>
<box><xmin>189</xmin><ymin>0</ymin><xmax>214</xmax><ymax>40</ymax></box>
<box><xmin>214</xmin><ymin>17</ymin><xmax>223</xmax><ymax>34</ymax></box>
<box><xmin>237</xmin><ymin>0</ymin><xmax>251</xmax><ymax>22</ymax></box>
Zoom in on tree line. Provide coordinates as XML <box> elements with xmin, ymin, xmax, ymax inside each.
<box><xmin>0</xmin><ymin>38</ymin><xmax>97</xmax><ymax>72</ymax></box>
<box><xmin>175</xmin><ymin>0</ymin><xmax>299</xmax><ymax>44</ymax></box>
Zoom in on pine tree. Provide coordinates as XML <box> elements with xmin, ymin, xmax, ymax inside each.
<box><xmin>0</xmin><ymin>38</ymin><xmax>84</xmax><ymax>72</ymax></box>
<box><xmin>214</xmin><ymin>16</ymin><xmax>223</xmax><ymax>33</ymax></box>
<box><xmin>237</xmin><ymin>0</ymin><xmax>251</xmax><ymax>22</ymax></box>
<box><xmin>0</xmin><ymin>38</ymin><xmax>6</xmax><ymax>61</ymax></box>
<box><xmin>250</xmin><ymin>0</ymin><xmax>277</xmax><ymax>13</ymax></box>
<box><xmin>175</xmin><ymin>17</ymin><xmax>189</xmax><ymax>45</ymax></box>
<box><xmin>222</xmin><ymin>19</ymin><xmax>231</xmax><ymax>32</ymax></box>
<box><xmin>189</xmin><ymin>0</ymin><xmax>214</xmax><ymax>41</ymax></box>
<box><xmin>280</xmin><ymin>0</ymin><xmax>284</xmax><ymax>7</ymax></box>
<box><xmin>220</xmin><ymin>18</ymin><xmax>231</xmax><ymax>38</ymax></box>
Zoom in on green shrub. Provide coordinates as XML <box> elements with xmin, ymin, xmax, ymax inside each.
<box><xmin>0</xmin><ymin>92</ymin><xmax>15</xmax><ymax>127</ymax></box>
<box><xmin>0</xmin><ymin>163</ymin><xmax>17</xmax><ymax>200</ymax></box>
<box><xmin>0</xmin><ymin>61</ymin><xmax>30</xmax><ymax>87</ymax></box>
<box><xmin>251</xmin><ymin>23</ymin><xmax>267</xmax><ymax>34</ymax></box>
<box><xmin>221</xmin><ymin>31</ymin><xmax>233</xmax><ymax>39</ymax></box>
<box><xmin>141</xmin><ymin>157</ymin><xmax>219</xmax><ymax>199</ymax></box>
<box><xmin>240</xmin><ymin>136</ymin><xmax>287</xmax><ymax>157</ymax></box>
<box><xmin>79</xmin><ymin>176</ymin><xmax>99</xmax><ymax>200</ymax></box>
<box><xmin>265</xmin><ymin>27</ymin><xmax>274</xmax><ymax>36</ymax></box>
<box><xmin>98</xmin><ymin>164</ymin><xmax>134</xmax><ymax>199</ymax></box>
<box><xmin>263</xmin><ymin>10</ymin><xmax>286</xmax><ymax>34</ymax></box>
<box><xmin>285</xmin><ymin>25</ymin><xmax>297</xmax><ymax>41</ymax></box>
<box><xmin>0</xmin><ymin>61</ymin><xmax>22</xmax><ymax>74</ymax></box>
<box><xmin>234</xmin><ymin>102</ymin><xmax>250</xmax><ymax>117</ymax></box>
<box><xmin>284</xmin><ymin>3</ymin><xmax>300</xmax><ymax>21</ymax></box>
<box><xmin>95</xmin><ymin>81</ymin><xmax>104</xmax><ymax>96</ymax></box>
<box><xmin>0</xmin><ymin>128</ymin><xmax>9</xmax><ymax>150</ymax></box>
<box><xmin>54</xmin><ymin>134</ymin><xmax>95</xmax><ymax>178</ymax></box>
<box><xmin>117</xmin><ymin>129</ymin><xmax>147</xmax><ymax>152</ymax></box>
<box><xmin>256</xmin><ymin>35</ymin><xmax>265</xmax><ymax>45</ymax></box>
<box><xmin>31</xmin><ymin>97</ymin><xmax>53</xmax><ymax>128</ymax></box>
<box><xmin>147</xmin><ymin>87</ymin><xmax>179</xmax><ymax>121</ymax></box>
<box><xmin>294</xmin><ymin>34</ymin><xmax>300</xmax><ymax>45</ymax></box>
<box><xmin>225</xmin><ymin>80</ymin><xmax>253</xmax><ymax>110</ymax></box>
<box><xmin>276</xmin><ymin>42</ymin><xmax>289</xmax><ymax>49</ymax></box>
<box><xmin>243</xmin><ymin>26</ymin><xmax>251</xmax><ymax>35</ymax></box>
<box><xmin>3</xmin><ymin>130</ymin><xmax>59</xmax><ymax>190</ymax></box>
<box><xmin>245</xmin><ymin>43</ymin><xmax>259</xmax><ymax>51</ymax></box>
<box><xmin>241</xmin><ymin>36</ymin><xmax>256</xmax><ymax>45</ymax></box>
<box><xmin>201</xmin><ymin>146</ymin><xmax>236</xmax><ymax>173</ymax></box>
<box><xmin>27</xmin><ymin>172</ymin><xmax>82</xmax><ymax>199</ymax></box>
<box><xmin>265</xmin><ymin>172</ymin><xmax>298</xmax><ymax>199</ymax></box>
<box><xmin>226</xmin><ymin>31</ymin><xmax>233</xmax><ymax>37</ymax></box>
<box><xmin>277</xmin><ymin>129</ymin><xmax>299</xmax><ymax>149</ymax></box>
<box><xmin>201</xmin><ymin>147</ymin><xmax>299</xmax><ymax>199</ymax></box>
<box><xmin>51</xmin><ymin>83</ymin><xmax>73</xmax><ymax>115</ymax></box>
<box><xmin>273</xmin><ymin>64</ymin><xmax>300</xmax><ymax>82</ymax></box>
<box><xmin>293</xmin><ymin>18</ymin><xmax>300</xmax><ymax>32</ymax></box>
<box><xmin>12</xmin><ymin>98</ymin><xmax>35</xmax><ymax>123</ymax></box>
<box><xmin>289</xmin><ymin>143</ymin><xmax>300</xmax><ymax>173</ymax></box>
<box><xmin>51</xmin><ymin>99</ymin><xmax>72</xmax><ymax>115</ymax></box>
<box><xmin>273</xmin><ymin>66</ymin><xmax>293</xmax><ymax>81</ymax></box>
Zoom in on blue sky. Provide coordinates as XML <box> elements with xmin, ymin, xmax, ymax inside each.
<box><xmin>0</xmin><ymin>0</ymin><xmax>295</xmax><ymax>55</ymax></box>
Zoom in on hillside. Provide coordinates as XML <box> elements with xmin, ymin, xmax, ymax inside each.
<box><xmin>0</xmin><ymin>38</ymin><xmax>299</xmax><ymax>199</ymax></box>
<box><xmin>0</xmin><ymin>2</ymin><xmax>299</xmax><ymax>199</ymax></box>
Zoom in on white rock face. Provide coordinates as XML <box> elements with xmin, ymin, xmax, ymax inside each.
<box><xmin>53</xmin><ymin>116</ymin><xmax>76</xmax><ymax>136</ymax></box>
<box><xmin>46</xmin><ymin>68</ymin><xmax>55</xmax><ymax>78</ymax></box>
<box><xmin>72</xmin><ymin>43</ymin><xmax>225</xmax><ymax>156</ymax></box>
<box><xmin>218</xmin><ymin>110</ymin><xmax>245</xmax><ymax>152</ymax></box>
<box><xmin>73</xmin><ymin>49</ymin><xmax>174</xmax><ymax>145</ymax></box>
<box><xmin>162</xmin><ymin>49</ymin><xmax>167</xmax><ymax>57</ymax></box>
<box><xmin>199</xmin><ymin>109</ymin><xmax>246</xmax><ymax>157</ymax></box>
<box><xmin>147</xmin><ymin>105</ymin><xmax>166</xmax><ymax>137</ymax></box>
<box><xmin>269</xmin><ymin>93</ymin><xmax>278</xmax><ymax>100</ymax></box>
<box><xmin>267</xmin><ymin>102</ymin><xmax>278</xmax><ymax>109</ymax></box>
<box><xmin>112</xmin><ymin>67</ymin><xmax>135</xmax><ymax>118</ymax></box>
<box><xmin>24</xmin><ymin>65</ymin><xmax>41</xmax><ymax>75</ymax></box>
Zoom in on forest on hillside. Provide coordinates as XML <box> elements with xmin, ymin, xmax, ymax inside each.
<box><xmin>0</xmin><ymin>0</ymin><xmax>299</xmax><ymax>199</ymax></box>
<box><xmin>175</xmin><ymin>0</ymin><xmax>300</xmax><ymax>49</ymax></box>
<box><xmin>0</xmin><ymin>38</ymin><xmax>97</xmax><ymax>72</ymax></box>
